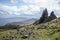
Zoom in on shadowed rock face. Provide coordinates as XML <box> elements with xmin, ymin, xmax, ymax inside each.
<box><xmin>42</xmin><ymin>8</ymin><xmax>48</xmax><ymax>18</ymax></box>
<box><xmin>49</xmin><ymin>11</ymin><xmax>57</xmax><ymax>21</ymax></box>
<box><xmin>39</xmin><ymin>8</ymin><xmax>49</xmax><ymax>23</ymax></box>
<box><xmin>34</xmin><ymin>8</ymin><xmax>57</xmax><ymax>24</ymax></box>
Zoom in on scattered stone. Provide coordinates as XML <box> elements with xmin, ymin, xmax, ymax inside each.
<box><xmin>29</xmin><ymin>33</ymin><xmax>34</xmax><ymax>40</ymax></box>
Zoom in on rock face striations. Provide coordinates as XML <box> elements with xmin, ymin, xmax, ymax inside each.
<box><xmin>34</xmin><ymin>8</ymin><xmax>57</xmax><ymax>24</ymax></box>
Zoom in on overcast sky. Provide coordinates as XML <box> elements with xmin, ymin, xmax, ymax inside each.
<box><xmin>0</xmin><ymin>0</ymin><xmax>60</xmax><ymax>18</ymax></box>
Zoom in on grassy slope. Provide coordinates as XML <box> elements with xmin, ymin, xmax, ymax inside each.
<box><xmin>0</xmin><ymin>18</ymin><xmax>60</xmax><ymax>40</ymax></box>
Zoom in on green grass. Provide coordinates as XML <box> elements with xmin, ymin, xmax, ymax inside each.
<box><xmin>0</xmin><ymin>18</ymin><xmax>60</xmax><ymax>40</ymax></box>
<box><xmin>0</xmin><ymin>28</ymin><xmax>60</xmax><ymax>40</ymax></box>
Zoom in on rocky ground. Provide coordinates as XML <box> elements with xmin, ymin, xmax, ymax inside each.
<box><xmin>0</xmin><ymin>9</ymin><xmax>60</xmax><ymax>40</ymax></box>
<box><xmin>0</xmin><ymin>18</ymin><xmax>60</xmax><ymax>40</ymax></box>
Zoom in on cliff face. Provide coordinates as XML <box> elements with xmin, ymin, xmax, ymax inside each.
<box><xmin>39</xmin><ymin>8</ymin><xmax>49</xmax><ymax>23</ymax></box>
<box><xmin>49</xmin><ymin>11</ymin><xmax>57</xmax><ymax>21</ymax></box>
<box><xmin>34</xmin><ymin>8</ymin><xmax>57</xmax><ymax>24</ymax></box>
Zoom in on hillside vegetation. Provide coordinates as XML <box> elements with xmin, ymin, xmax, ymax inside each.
<box><xmin>0</xmin><ymin>8</ymin><xmax>60</xmax><ymax>40</ymax></box>
<box><xmin>0</xmin><ymin>18</ymin><xmax>60</xmax><ymax>40</ymax></box>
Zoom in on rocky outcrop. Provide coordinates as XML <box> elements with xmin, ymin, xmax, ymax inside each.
<box><xmin>49</xmin><ymin>11</ymin><xmax>57</xmax><ymax>21</ymax></box>
<box><xmin>34</xmin><ymin>8</ymin><xmax>57</xmax><ymax>24</ymax></box>
<box><xmin>39</xmin><ymin>8</ymin><xmax>49</xmax><ymax>23</ymax></box>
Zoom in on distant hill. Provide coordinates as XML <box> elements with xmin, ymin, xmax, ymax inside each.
<box><xmin>0</xmin><ymin>8</ymin><xmax>60</xmax><ymax>40</ymax></box>
<box><xmin>0</xmin><ymin>17</ymin><xmax>60</xmax><ymax>40</ymax></box>
<box><xmin>6</xmin><ymin>18</ymin><xmax>38</xmax><ymax>26</ymax></box>
<box><xmin>0</xmin><ymin>17</ymin><xmax>29</xmax><ymax>26</ymax></box>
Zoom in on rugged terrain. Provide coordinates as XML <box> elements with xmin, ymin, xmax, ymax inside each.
<box><xmin>0</xmin><ymin>18</ymin><xmax>60</xmax><ymax>40</ymax></box>
<box><xmin>0</xmin><ymin>9</ymin><xmax>60</xmax><ymax>40</ymax></box>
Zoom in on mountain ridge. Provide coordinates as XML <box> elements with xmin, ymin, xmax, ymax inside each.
<box><xmin>34</xmin><ymin>8</ymin><xmax>57</xmax><ymax>25</ymax></box>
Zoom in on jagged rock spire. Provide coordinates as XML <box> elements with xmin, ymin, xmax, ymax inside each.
<box><xmin>39</xmin><ymin>8</ymin><xmax>49</xmax><ymax>23</ymax></box>
<box><xmin>42</xmin><ymin>8</ymin><xmax>48</xmax><ymax>17</ymax></box>
<box><xmin>49</xmin><ymin>11</ymin><xmax>57</xmax><ymax>20</ymax></box>
<box><xmin>34</xmin><ymin>8</ymin><xmax>57</xmax><ymax>25</ymax></box>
